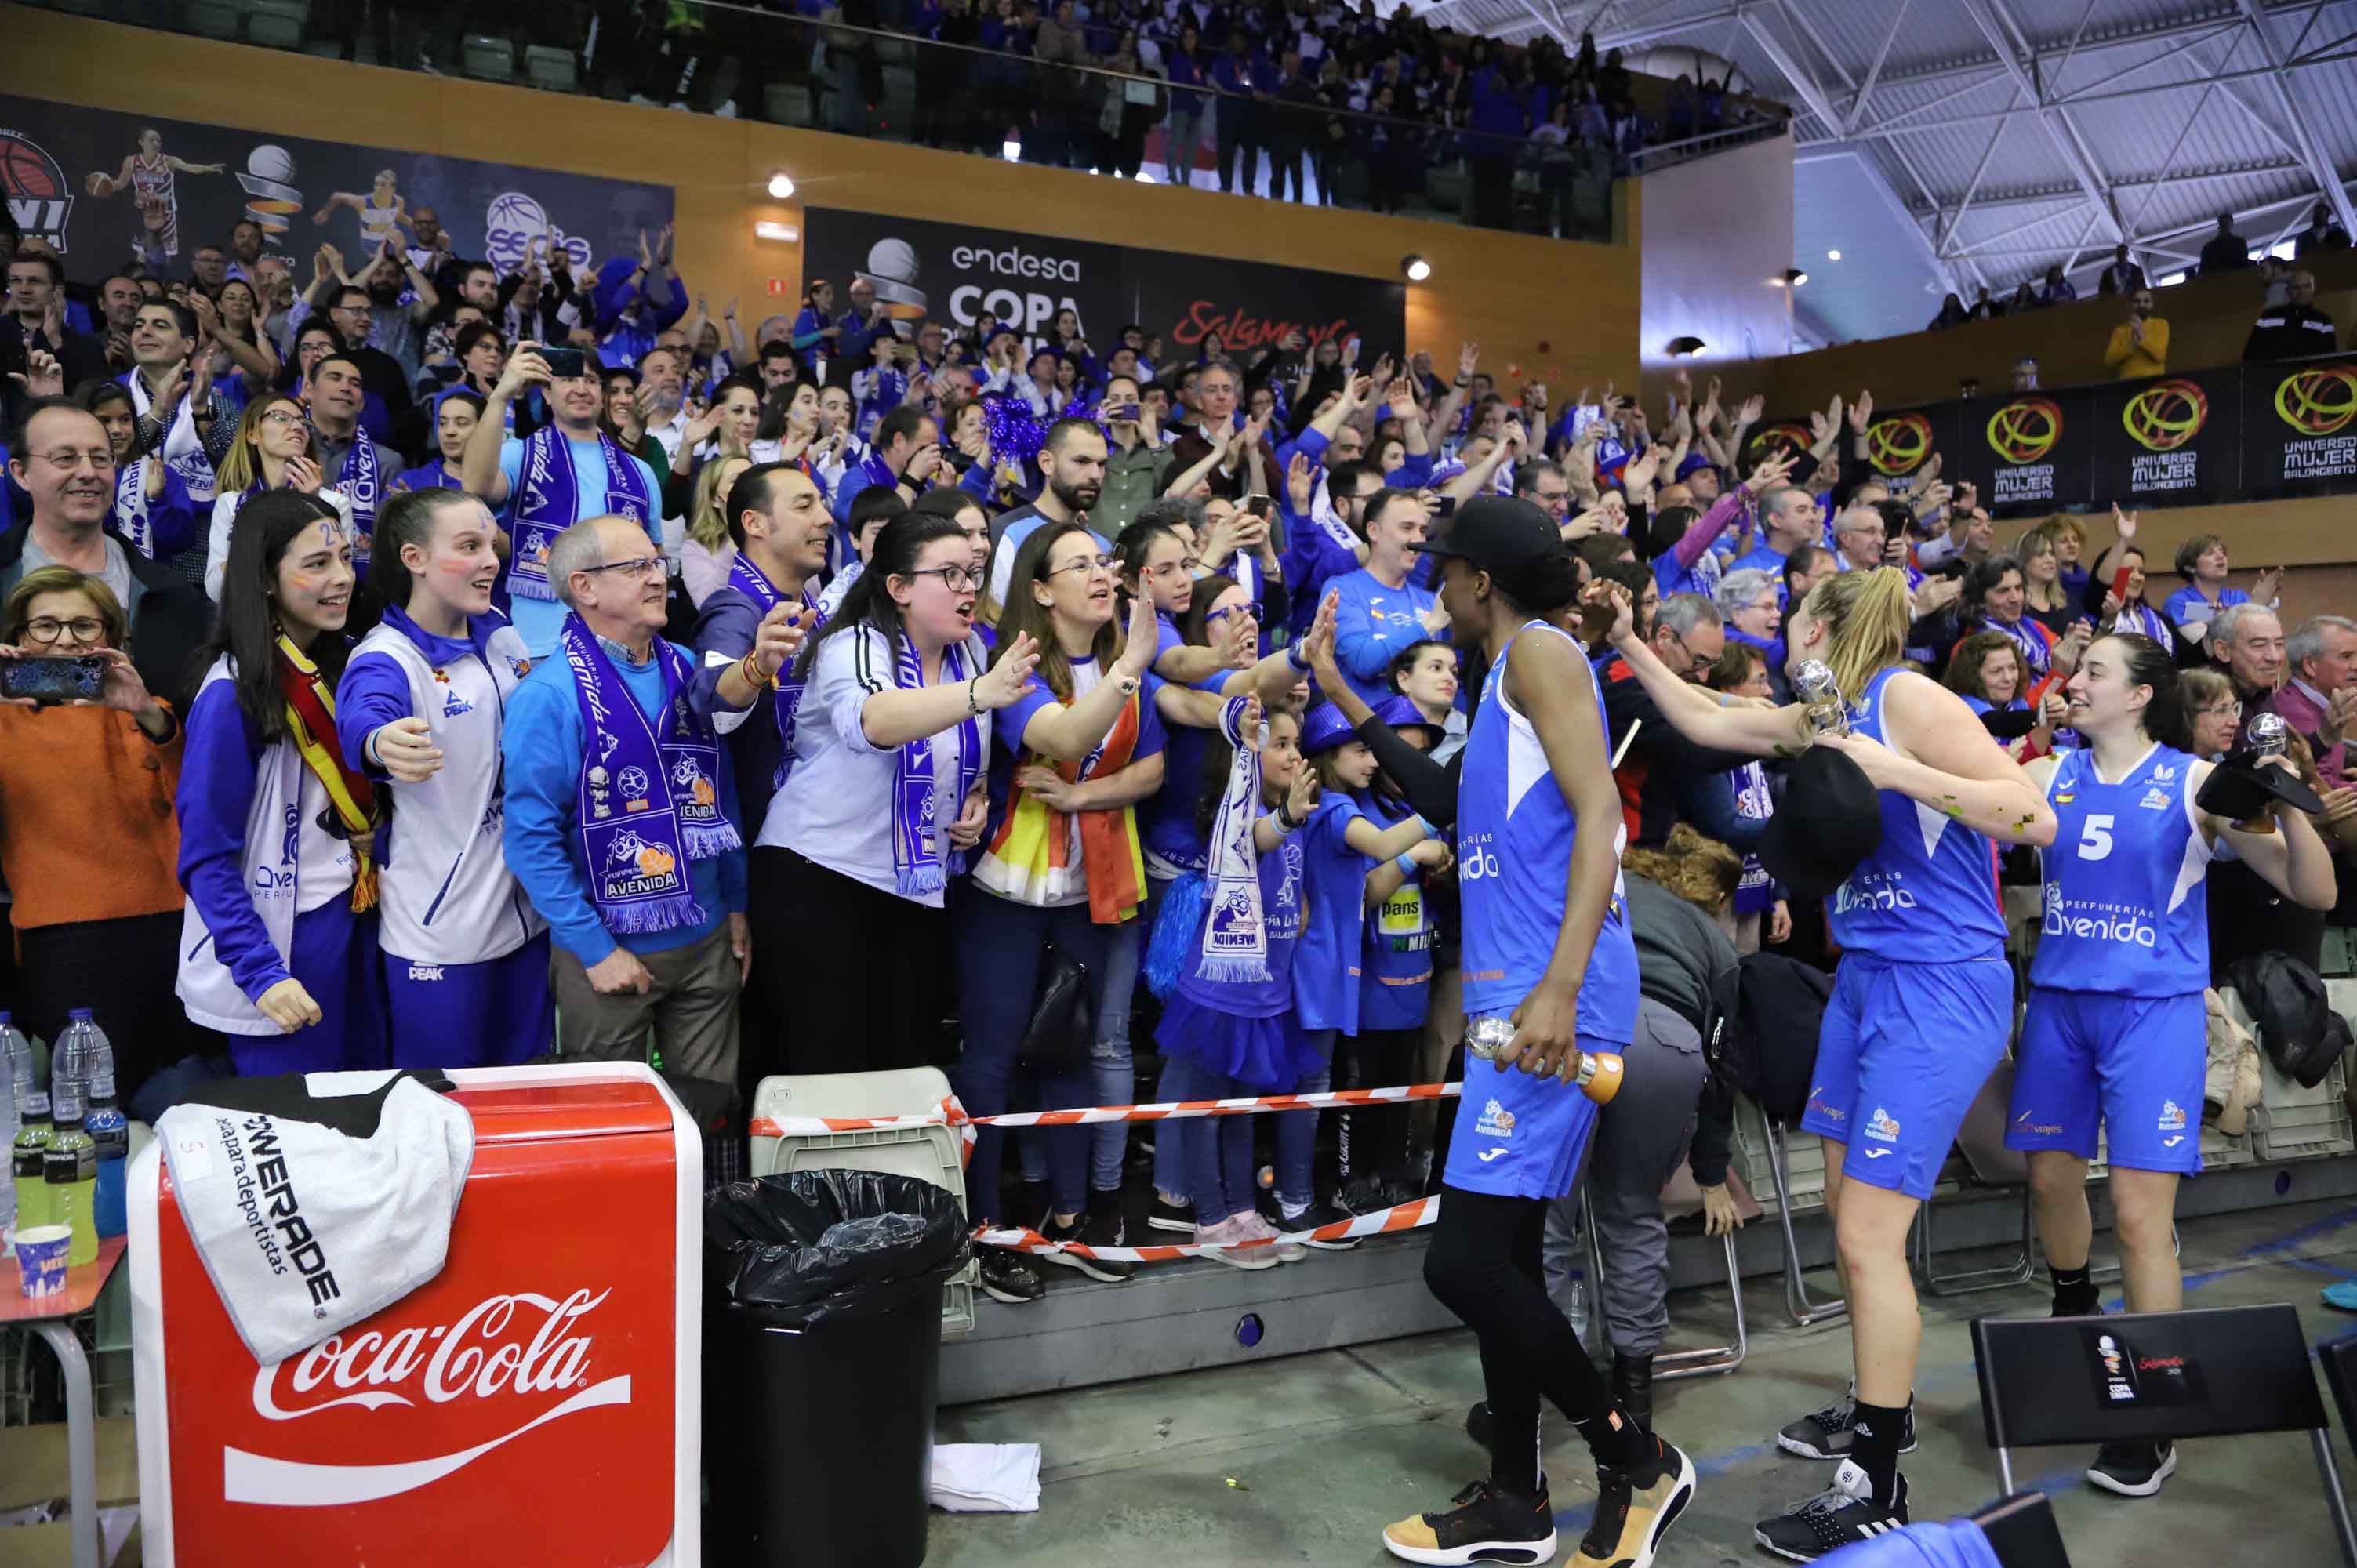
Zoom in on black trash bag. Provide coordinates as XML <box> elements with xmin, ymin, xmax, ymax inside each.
<box><xmin>705</xmin><ymin>1170</ymin><xmax>971</xmax><ymax>1327</ymax></box>
<box><xmin>2229</xmin><ymin>951</ymin><xmax>2331</xmax><ymax>1081</ymax></box>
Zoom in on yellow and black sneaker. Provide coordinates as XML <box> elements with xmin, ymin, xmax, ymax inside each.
<box><xmin>1382</xmin><ymin>1477</ymin><xmax>1557</xmax><ymax>1566</ymax></box>
<box><xmin>1572</xmin><ymin>1435</ymin><xmax>1696</xmax><ymax>1568</ymax></box>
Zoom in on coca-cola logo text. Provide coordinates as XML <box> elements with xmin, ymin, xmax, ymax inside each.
<box><xmin>255</xmin><ymin>1287</ymin><xmax>608</xmax><ymax>1419</ymax></box>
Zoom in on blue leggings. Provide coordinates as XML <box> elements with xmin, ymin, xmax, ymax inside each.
<box><xmin>1159</xmin><ymin>1052</ymin><xmax>1257</xmax><ymax>1226</ymax></box>
<box><xmin>1276</xmin><ymin>1027</ymin><xmax>1338</xmax><ymax>1207</ymax></box>
<box><xmin>226</xmin><ymin>899</ymin><xmax>387</xmax><ymax>1076</ymax></box>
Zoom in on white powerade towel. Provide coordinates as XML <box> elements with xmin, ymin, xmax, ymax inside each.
<box><xmin>155</xmin><ymin>1074</ymin><xmax>475</xmax><ymax>1365</ymax></box>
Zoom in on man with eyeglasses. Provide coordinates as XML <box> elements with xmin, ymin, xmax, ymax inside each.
<box><xmin>1</xmin><ymin>398</ymin><xmax>208</xmax><ymax>710</ymax></box>
<box><xmin>501</xmin><ymin>515</ymin><xmax>749</xmax><ymax>1086</ymax></box>
<box><xmin>1595</xmin><ymin>579</ymin><xmax>1770</xmax><ymax>853</ymax></box>
<box><xmin>462</xmin><ymin>341</ymin><xmax>663</xmax><ymax>659</ymax></box>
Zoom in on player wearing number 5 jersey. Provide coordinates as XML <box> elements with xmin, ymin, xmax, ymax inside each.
<box><xmin>2012</xmin><ymin>632</ymin><xmax>2333</xmax><ymax>1498</ymax></box>
<box><xmin>1600</xmin><ymin>566</ymin><xmax>2056</xmax><ymax>1558</ymax></box>
<box><xmin>1372</xmin><ymin>498</ymin><xmax>1694</xmax><ymax>1568</ymax></box>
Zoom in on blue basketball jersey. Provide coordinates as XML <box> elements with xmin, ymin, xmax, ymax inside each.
<box><xmin>1827</xmin><ymin>667</ymin><xmax>2007</xmax><ymax>963</ymax></box>
<box><xmin>2029</xmin><ymin>743</ymin><xmax>2212</xmax><ymax>997</ymax></box>
<box><xmin>1457</xmin><ymin>622</ymin><xmax>1639</xmax><ymax>1044</ymax></box>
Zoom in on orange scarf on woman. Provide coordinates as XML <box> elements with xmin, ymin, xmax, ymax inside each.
<box><xmin>973</xmin><ymin>686</ymin><xmax>1149</xmax><ymax>924</ymax></box>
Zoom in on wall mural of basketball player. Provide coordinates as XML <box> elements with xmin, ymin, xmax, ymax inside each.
<box><xmin>84</xmin><ymin>127</ymin><xmax>225</xmax><ymax>261</ymax></box>
<box><xmin>312</xmin><ymin>168</ymin><xmax>409</xmax><ymax>251</ymax></box>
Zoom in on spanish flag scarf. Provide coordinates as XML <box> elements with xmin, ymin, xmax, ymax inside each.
<box><xmin>274</xmin><ymin>632</ymin><xmax>380</xmax><ymax>913</ymax></box>
<box><xmin>974</xmin><ymin>683</ymin><xmax>1149</xmax><ymax>924</ymax></box>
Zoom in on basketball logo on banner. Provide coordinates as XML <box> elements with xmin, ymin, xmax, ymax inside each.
<box><xmin>0</xmin><ymin>128</ymin><xmax>73</xmax><ymax>252</ymax></box>
<box><xmin>2123</xmin><ymin>379</ymin><xmax>2209</xmax><ymax>452</ymax></box>
<box><xmin>1987</xmin><ymin>397</ymin><xmax>2064</xmax><ymax>464</ymax></box>
<box><xmin>1741</xmin><ymin>421</ymin><xmax>1811</xmax><ymax>470</ymax></box>
<box><xmin>1865</xmin><ymin>413</ymin><xmax>1934</xmax><ymax>476</ymax></box>
<box><xmin>2275</xmin><ymin>365</ymin><xmax>2357</xmax><ymax>437</ymax></box>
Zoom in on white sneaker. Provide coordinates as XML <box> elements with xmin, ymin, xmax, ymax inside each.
<box><xmin>1239</xmin><ymin>1211</ymin><xmax>1307</xmax><ymax>1262</ymax></box>
<box><xmin>1197</xmin><ymin>1214</ymin><xmax>1280</xmax><ymax>1270</ymax></box>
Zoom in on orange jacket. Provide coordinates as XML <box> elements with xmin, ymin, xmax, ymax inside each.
<box><xmin>0</xmin><ymin>702</ymin><xmax>184</xmax><ymax>931</ymax></box>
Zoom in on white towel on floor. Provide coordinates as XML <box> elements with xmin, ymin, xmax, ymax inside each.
<box><xmin>928</xmin><ymin>1443</ymin><xmax>1041</xmax><ymax>1512</ymax></box>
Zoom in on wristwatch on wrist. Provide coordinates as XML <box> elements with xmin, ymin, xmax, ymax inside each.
<box><xmin>1116</xmin><ymin>673</ymin><xmax>1142</xmax><ymax>696</ymax></box>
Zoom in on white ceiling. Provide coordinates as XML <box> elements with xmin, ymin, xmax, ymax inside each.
<box><xmin>1395</xmin><ymin>0</ymin><xmax>2357</xmax><ymax>343</ymax></box>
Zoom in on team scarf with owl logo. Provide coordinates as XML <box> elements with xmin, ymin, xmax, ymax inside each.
<box><xmin>725</xmin><ymin>551</ymin><xmax>824</xmax><ymax>791</ymax></box>
<box><xmin>507</xmin><ymin>428</ymin><xmax>653</xmax><ymax>601</ymax></box>
<box><xmin>556</xmin><ymin>613</ymin><xmax>735</xmax><ymax>936</ymax></box>
<box><xmin>1195</xmin><ymin>695</ymin><xmax>1269</xmax><ymax>984</ymax></box>
<box><xmin>328</xmin><ymin>434</ymin><xmax>384</xmax><ymax>570</ymax></box>
<box><xmin>887</xmin><ymin>633</ymin><xmax>982</xmax><ymax>898</ymax></box>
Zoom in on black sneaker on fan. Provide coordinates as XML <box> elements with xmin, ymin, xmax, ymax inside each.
<box><xmin>1754</xmin><ymin>1461</ymin><xmax>1908</xmax><ymax>1561</ymax></box>
<box><xmin>1380</xmin><ymin>1477</ymin><xmax>1555</xmax><ymax>1566</ymax></box>
<box><xmin>1038</xmin><ymin>1210</ymin><xmax>1136</xmax><ymax>1283</ymax></box>
<box><xmin>977</xmin><ymin>1244</ymin><xmax>1046</xmax><ymax>1304</ymax></box>
<box><xmin>1259</xmin><ymin>1191</ymin><xmax>1361</xmax><ymax>1250</ymax></box>
<box><xmin>1775</xmin><ymin>1384</ymin><xmax>1917</xmax><ymax>1460</ymax></box>
<box><xmin>1148</xmin><ymin>1193</ymin><xmax>1194</xmax><ymax>1233</ymax></box>
<box><xmin>2087</xmin><ymin>1440</ymin><xmax>2177</xmax><ymax>1497</ymax></box>
<box><xmin>1341</xmin><ymin>1174</ymin><xmax>1407</xmax><ymax>1218</ymax></box>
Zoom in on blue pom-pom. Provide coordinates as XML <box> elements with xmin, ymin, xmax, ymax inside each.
<box><xmin>985</xmin><ymin>395</ymin><xmax>1048</xmax><ymax>469</ymax></box>
<box><xmin>1143</xmin><ymin>870</ymin><xmax>1208</xmax><ymax>1000</ymax></box>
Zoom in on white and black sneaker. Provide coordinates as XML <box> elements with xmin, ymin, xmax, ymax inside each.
<box><xmin>1775</xmin><ymin>1384</ymin><xmax>1917</xmax><ymax>1461</ymax></box>
<box><xmin>2087</xmin><ymin>1440</ymin><xmax>2177</xmax><ymax>1497</ymax></box>
<box><xmin>1261</xmin><ymin>1192</ymin><xmax>1361</xmax><ymax>1250</ymax></box>
<box><xmin>1038</xmin><ymin>1210</ymin><xmax>1136</xmax><ymax>1283</ymax></box>
<box><xmin>977</xmin><ymin>1244</ymin><xmax>1046</xmax><ymax>1304</ymax></box>
<box><xmin>1148</xmin><ymin>1193</ymin><xmax>1194</xmax><ymax>1233</ymax></box>
<box><xmin>1754</xmin><ymin>1460</ymin><xmax>1909</xmax><ymax>1560</ymax></box>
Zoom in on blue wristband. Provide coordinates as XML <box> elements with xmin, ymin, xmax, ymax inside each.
<box><xmin>1287</xmin><ymin>641</ymin><xmax>1310</xmax><ymax>673</ymax></box>
<box><xmin>1396</xmin><ymin>852</ymin><xmax>1419</xmax><ymax>877</ymax></box>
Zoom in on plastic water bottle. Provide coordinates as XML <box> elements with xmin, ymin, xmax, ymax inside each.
<box><xmin>44</xmin><ymin>1071</ymin><xmax>96</xmax><ymax>1267</ymax></box>
<box><xmin>64</xmin><ymin>1013</ymin><xmax>127</xmax><ymax>1239</ymax></box>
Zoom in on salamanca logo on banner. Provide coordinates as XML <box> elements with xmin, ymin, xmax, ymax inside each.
<box><xmin>228</xmin><ymin>1287</ymin><xmax>628</xmax><ymax>1507</ymax></box>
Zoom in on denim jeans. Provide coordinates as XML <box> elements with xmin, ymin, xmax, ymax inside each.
<box><xmin>1159</xmin><ymin>1052</ymin><xmax>1255</xmax><ymax>1225</ymax></box>
<box><xmin>1090</xmin><ymin>921</ymin><xmax>1143</xmax><ymax>1193</ymax></box>
<box><xmin>1146</xmin><ymin>873</ymin><xmax>1189</xmax><ymax>1204</ymax></box>
<box><xmin>1277</xmin><ymin>1027</ymin><xmax>1337</xmax><ymax>1207</ymax></box>
<box><xmin>1165</xmin><ymin>107</ymin><xmax>1203</xmax><ymax>183</ymax></box>
<box><xmin>951</xmin><ymin>891</ymin><xmax>1117</xmax><ymax>1224</ymax></box>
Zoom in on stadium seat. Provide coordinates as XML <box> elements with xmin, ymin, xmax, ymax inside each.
<box><xmin>1911</xmin><ymin>1058</ymin><xmax>2036</xmax><ymax>1297</ymax></box>
<box><xmin>524</xmin><ymin>45</ymin><xmax>579</xmax><ymax>94</ymax></box>
<box><xmin>187</xmin><ymin>0</ymin><xmax>241</xmax><ymax>41</ymax></box>
<box><xmin>462</xmin><ymin>34</ymin><xmax>516</xmax><ymax>82</ymax></box>
<box><xmin>245</xmin><ymin>0</ymin><xmax>308</xmax><ymax>50</ymax></box>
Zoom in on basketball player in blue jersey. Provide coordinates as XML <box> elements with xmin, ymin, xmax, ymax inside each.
<box><xmin>1367</xmin><ymin>497</ymin><xmax>1696</xmax><ymax>1568</ymax></box>
<box><xmin>2014</xmin><ymin>632</ymin><xmax>2333</xmax><ymax>1497</ymax></box>
<box><xmin>1597</xmin><ymin>566</ymin><xmax>2057</xmax><ymax>1557</ymax></box>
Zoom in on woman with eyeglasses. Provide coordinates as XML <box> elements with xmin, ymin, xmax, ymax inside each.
<box><xmin>176</xmin><ymin>490</ymin><xmax>386</xmax><ymax>1074</ymax></box>
<box><xmin>957</xmin><ymin>520</ymin><xmax>1178</xmax><ymax>1300</ymax></box>
<box><xmin>202</xmin><ymin>395</ymin><xmax>359</xmax><ymax>603</ymax></box>
<box><xmin>750</xmin><ymin>510</ymin><xmax>1037</xmax><ymax>1122</ymax></box>
<box><xmin>0</xmin><ymin>567</ymin><xmax>191</xmax><ymax>1105</ymax></box>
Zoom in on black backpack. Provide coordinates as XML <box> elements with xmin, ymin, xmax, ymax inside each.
<box><xmin>2228</xmin><ymin>951</ymin><xmax>2348</xmax><ymax>1089</ymax></box>
<box><xmin>1734</xmin><ymin>953</ymin><xmax>1836</xmax><ymax>1127</ymax></box>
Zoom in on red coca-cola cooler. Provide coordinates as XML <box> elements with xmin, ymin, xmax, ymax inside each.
<box><xmin>129</xmin><ymin>1063</ymin><xmax>703</xmax><ymax>1566</ymax></box>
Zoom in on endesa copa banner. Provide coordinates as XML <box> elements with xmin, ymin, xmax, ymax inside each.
<box><xmin>803</xmin><ymin>207</ymin><xmax>1407</xmax><ymax>365</ymax></box>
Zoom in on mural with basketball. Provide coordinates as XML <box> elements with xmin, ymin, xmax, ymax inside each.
<box><xmin>1</xmin><ymin>94</ymin><xmax>669</xmax><ymax>278</ymax></box>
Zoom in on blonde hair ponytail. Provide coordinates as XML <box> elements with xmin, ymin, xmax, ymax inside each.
<box><xmin>1802</xmin><ymin>566</ymin><xmax>1912</xmax><ymax>703</ymax></box>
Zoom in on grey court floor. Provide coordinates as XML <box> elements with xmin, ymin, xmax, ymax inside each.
<box><xmin>932</xmin><ymin>1197</ymin><xmax>2357</xmax><ymax>1566</ymax></box>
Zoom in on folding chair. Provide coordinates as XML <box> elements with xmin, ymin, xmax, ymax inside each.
<box><xmin>1912</xmin><ymin>1058</ymin><xmax>2036</xmax><ymax>1297</ymax></box>
<box><xmin>1972</xmin><ymin>1303</ymin><xmax>2354</xmax><ymax>1568</ymax></box>
<box><xmin>1576</xmin><ymin>1158</ymin><xmax>1754</xmax><ymax>1381</ymax></box>
<box><xmin>1764</xmin><ymin>1116</ymin><xmax>1846</xmax><ymax>1326</ymax></box>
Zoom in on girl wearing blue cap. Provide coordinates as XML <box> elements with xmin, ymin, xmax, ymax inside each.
<box><xmin>1285</xmin><ymin>703</ymin><xmax>1448</xmax><ymax>1236</ymax></box>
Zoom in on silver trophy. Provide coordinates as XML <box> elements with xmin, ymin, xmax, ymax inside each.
<box><xmin>1792</xmin><ymin>659</ymin><xmax>1850</xmax><ymax>739</ymax></box>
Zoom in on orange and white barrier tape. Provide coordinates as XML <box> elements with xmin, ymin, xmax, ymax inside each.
<box><xmin>748</xmin><ymin>1080</ymin><xmax>1459</xmax><ymax>1144</ymax></box>
<box><xmin>976</xmin><ymin>1194</ymin><xmax>1439</xmax><ymax>1261</ymax></box>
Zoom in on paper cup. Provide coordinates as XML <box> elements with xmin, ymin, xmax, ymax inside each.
<box><xmin>13</xmin><ymin>1225</ymin><xmax>73</xmax><ymax>1299</ymax></box>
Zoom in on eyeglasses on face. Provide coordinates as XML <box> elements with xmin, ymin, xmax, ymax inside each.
<box><xmin>23</xmin><ymin>616</ymin><xmax>105</xmax><ymax>644</ymax></box>
<box><xmin>260</xmin><ymin>409</ymin><xmax>309</xmax><ymax>428</ymax></box>
<box><xmin>579</xmin><ymin>556</ymin><xmax>665</xmax><ymax>581</ymax></box>
<box><xmin>1046</xmin><ymin>554</ymin><xmax>1117</xmax><ymax>579</ymax></box>
<box><xmin>906</xmin><ymin>564</ymin><xmax>983</xmax><ymax>593</ymax></box>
